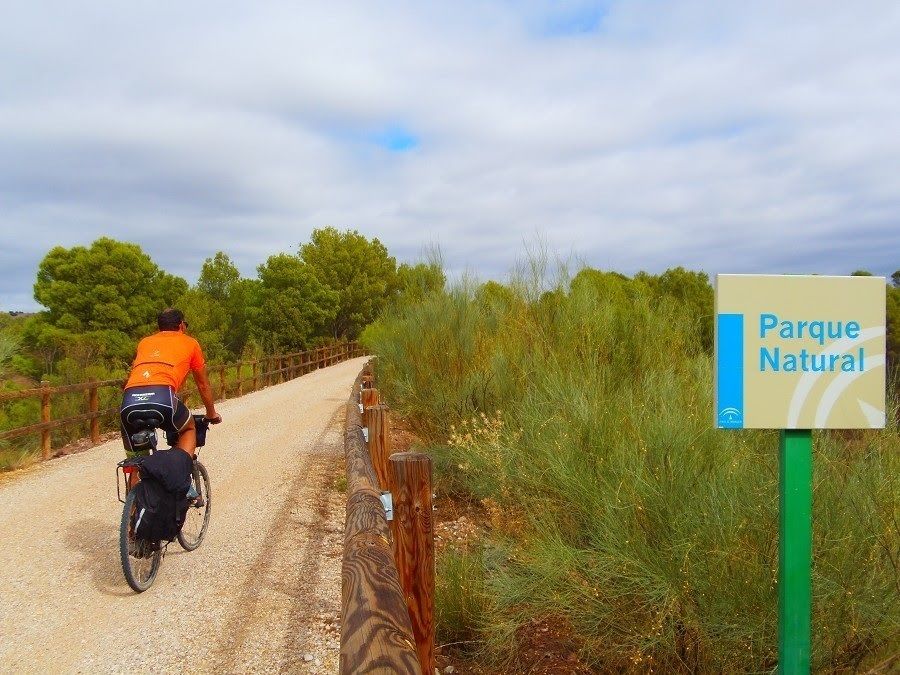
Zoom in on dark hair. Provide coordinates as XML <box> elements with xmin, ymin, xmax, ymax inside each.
<box><xmin>157</xmin><ymin>308</ymin><xmax>185</xmax><ymax>331</ymax></box>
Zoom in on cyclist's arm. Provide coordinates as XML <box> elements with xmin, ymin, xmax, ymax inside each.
<box><xmin>191</xmin><ymin>366</ymin><xmax>221</xmax><ymax>422</ymax></box>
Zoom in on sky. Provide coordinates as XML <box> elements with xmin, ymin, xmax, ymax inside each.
<box><xmin>1</xmin><ymin>1</ymin><xmax>899</xmax><ymax>311</ymax></box>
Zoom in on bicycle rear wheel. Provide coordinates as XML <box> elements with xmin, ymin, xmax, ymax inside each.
<box><xmin>177</xmin><ymin>460</ymin><xmax>211</xmax><ymax>551</ymax></box>
<box><xmin>119</xmin><ymin>490</ymin><xmax>162</xmax><ymax>592</ymax></box>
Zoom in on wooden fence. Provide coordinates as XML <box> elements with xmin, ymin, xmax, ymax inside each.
<box><xmin>0</xmin><ymin>341</ymin><xmax>363</xmax><ymax>460</ymax></box>
<box><xmin>341</xmin><ymin>362</ymin><xmax>435</xmax><ymax>674</ymax></box>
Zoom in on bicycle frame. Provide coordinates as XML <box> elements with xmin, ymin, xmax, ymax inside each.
<box><xmin>116</xmin><ymin>460</ymin><xmax>141</xmax><ymax>504</ymax></box>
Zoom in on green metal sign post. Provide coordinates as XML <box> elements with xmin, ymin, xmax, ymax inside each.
<box><xmin>715</xmin><ymin>276</ymin><xmax>886</xmax><ymax>672</ymax></box>
<box><xmin>778</xmin><ymin>429</ymin><xmax>813</xmax><ymax>674</ymax></box>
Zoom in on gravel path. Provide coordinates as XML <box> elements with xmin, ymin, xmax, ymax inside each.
<box><xmin>0</xmin><ymin>357</ymin><xmax>366</xmax><ymax>674</ymax></box>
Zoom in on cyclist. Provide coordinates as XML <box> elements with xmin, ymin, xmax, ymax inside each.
<box><xmin>120</xmin><ymin>308</ymin><xmax>222</xmax><ymax>475</ymax></box>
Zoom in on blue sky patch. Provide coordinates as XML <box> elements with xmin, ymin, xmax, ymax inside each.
<box><xmin>663</xmin><ymin>117</ymin><xmax>769</xmax><ymax>145</ymax></box>
<box><xmin>537</xmin><ymin>3</ymin><xmax>608</xmax><ymax>37</ymax></box>
<box><xmin>370</xmin><ymin>126</ymin><xmax>419</xmax><ymax>152</ymax></box>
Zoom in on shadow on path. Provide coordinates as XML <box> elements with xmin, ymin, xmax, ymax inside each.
<box><xmin>64</xmin><ymin>517</ymin><xmax>134</xmax><ymax>598</ymax></box>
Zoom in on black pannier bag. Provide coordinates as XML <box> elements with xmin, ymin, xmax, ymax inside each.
<box><xmin>132</xmin><ymin>478</ymin><xmax>188</xmax><ymax>541</ymax></box>
<box><xmin>132</xmin><ymin>449</ymin><xmax>193</xmax><ymax>542</ymax></box>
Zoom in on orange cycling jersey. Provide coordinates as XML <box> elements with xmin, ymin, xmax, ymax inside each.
<box><xmin>125</xmin><ymin>331</ymin><xmax>205</xmax><ymax>391</ymax></box>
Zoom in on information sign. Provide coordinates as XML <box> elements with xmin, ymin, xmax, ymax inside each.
<box><xmin>715</xmin><ymin>274</ymin><xmax>886</xmax><ymax>429</ymax></box>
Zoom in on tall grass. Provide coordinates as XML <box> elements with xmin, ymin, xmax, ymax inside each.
<box><xmin>362</xmin><ymin>271</ymin><xmax>899</xmax><ymax>672</ymax></box>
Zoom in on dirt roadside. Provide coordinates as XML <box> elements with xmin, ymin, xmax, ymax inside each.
<box><xmin>0</xmin><ymin>357</ymin><xmax>368</xmax><ymax>674</ymax></box>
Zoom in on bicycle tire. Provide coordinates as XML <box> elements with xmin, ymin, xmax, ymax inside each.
<box><xmin>119</xmin><ymin>490</ymin><xmax>162</xmax><ymax>592</ymax></box>
<box><xmin>177</xmin><ymin>460</ymin><xmax>211</xmax><ymax>551</ymax></box>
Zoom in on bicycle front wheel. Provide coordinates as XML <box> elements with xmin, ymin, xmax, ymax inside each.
<box><xmin>177</xmin><ymin>460</ymin><xmax>211</xmax><ymax>551</ymax></box>
<box><xmin>119</xmin><ymin>490</ymin><xmax>162</xmax><ymax>592</ymax></box>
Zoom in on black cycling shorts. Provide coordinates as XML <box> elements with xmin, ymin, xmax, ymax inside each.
<box><xmin>120</xmin><ymin>385</ymin><xmax>191</xmax><ymax>456</ymax></box>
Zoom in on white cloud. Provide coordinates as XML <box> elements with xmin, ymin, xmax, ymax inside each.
<box><xmin>1</xmin><ymin>1</ymin><xmax>898</xmax><ymax>310</ymax></box>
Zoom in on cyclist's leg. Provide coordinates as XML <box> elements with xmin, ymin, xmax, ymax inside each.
<box><xmin>169</xmin><ymin>392</ymin><xmax>196</xmax><ymax>456</ymax></box>
<box><xmin>177</xmin><ymin>416</ymin><xmax>197</xmax><ymax>454</ymax></box>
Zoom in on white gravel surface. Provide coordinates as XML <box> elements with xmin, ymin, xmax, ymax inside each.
<box><xmin>0</xmin><ymin>357</ymin><xmax>366</xmax><ymax>674</ymax></box>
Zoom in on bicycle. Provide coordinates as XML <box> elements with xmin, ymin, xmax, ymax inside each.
<box><xmin>115</xmin><ymin>414</ymin><xmax>212</xmax><ymax>592</ymax></box>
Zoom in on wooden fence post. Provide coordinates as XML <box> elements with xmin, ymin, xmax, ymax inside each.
<box><xmin>89</xmin><ymin>381</ymin><xmax>100</xmax><ymax>444</ymax></box>
<box><xmin>237</xmin><ymin>362</ymin><xmax>243</xmax><ymax>397</ymax></box>
<box><xmin>252</xmin><ymin>360</ymin><xmax>259</xmax><ymax>392</ymax></box>
<box><xmin>219</xmin><ymin>365</ymin><xmax>227</xmax><ymax>400</ymax></box>
<box><xmin>341</xmin><ymin>377</ymin><xmax>421</xmax><ymax>672</ymax></box>
<box><xmin>391</xmin><ymin>452</ymin><xmax>435</xmax><ymax>674</ymax></box>
<box><xmin>40</xmin><ymin>380</ymin><xmax>51</xmax><ymax>460</ymax></box>
<box><xmin>367</xmin><ymin>404</ymin><xmax>392</xmax><ymax>491</ymax></box>
<box><xmin>361</xmin><ymin>388</ymin><xmax>380</xmax><ymax>429</ymax></box>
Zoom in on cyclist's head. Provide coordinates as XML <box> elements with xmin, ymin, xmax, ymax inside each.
<box><xmin>158</xmin><ymin>308</ymin><xmax>186</xmax><ymax>332</ymax></box>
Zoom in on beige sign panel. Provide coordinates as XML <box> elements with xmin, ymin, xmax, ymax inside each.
<box><xmin>715</xmin><ymin>274</ymin><xmax>886</xmax><ymax>429</ymax></box>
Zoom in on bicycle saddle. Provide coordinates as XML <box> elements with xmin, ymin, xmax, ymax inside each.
<box><xmin>126</xmin><ymin>409</ymin><xmax>165</xmax><ymax>451</ymax></box>
<box><xmin>125</xmin><ymin>409</ymin><xmax>165</xmax><ymax>429</ymax></box>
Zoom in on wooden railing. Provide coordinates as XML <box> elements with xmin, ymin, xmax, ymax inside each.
<box><xmin>0</xmin><ymin>341</ymin><xmax>363</xmax><ymax>460</ymax></box>
<box><xmin>340</xmin><ymin>363</ymin><xmax>435</xmax><ymax>674</ymax></box>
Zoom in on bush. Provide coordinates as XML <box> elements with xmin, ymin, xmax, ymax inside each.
<box><xmin>436</xmin><ymin>547</ymin><xmax>494</xmax><ymax>652</ymax></box>
<box><xmin>363</xmin><ymin>267</ymin><xmax>900</xmax><ymax>672</ymax></box>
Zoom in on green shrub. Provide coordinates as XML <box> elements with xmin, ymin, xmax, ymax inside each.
<box><xmin>363</xmin><ymin>267</ymin><xmax>900</xmax><ymax>672</ymax></box>
<box><xmin>436</xmin><ymin>547</ymin><xmax>493</xmax><ymax>652</ymax></box>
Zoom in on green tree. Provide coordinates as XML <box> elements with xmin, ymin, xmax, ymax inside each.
<box><xmin>644</xmin><ymin>267</ymin><xmax>714</xmax><ymax>353</ymax></box>
<box><xmin>396</xmin><ymin>262</ymin><xmax>446</xmax><ymax>306</ymax></box>
<box><xmin>197</xmin><ymin>251</ymin><xmax>241</xmax><ymax>303</ymax></box>
<box><xmin>34</xmin><ymin>237</ymin><xmax>187</xmax><ymax>336</ymax></box>
<box><xmin>253</xmin><ymin>254</ymin><xmax>338</xmax><ymax>351</ymax></box>
<box><xmin>20</xmin><ymin>316</ymin><xmax>71</xmax><ymax>376</ymax></box>
<box><xmin>223</xmin><ymin>278</ymin><xmax>260</xmax><ymax>357</ymax></box>
<box><xmin>184</xmin><ymin>252</ymin><xmax>249</xmax><ymax>359</ymax></box>
<box><xmin>571</xmin><ymin>268</ymin><xmax>635</xmax><ymax>303</ymax></box>
<box><xmin>475</xmin><ymin>280</ymin><xmax>516</xmax><ymax>310</ymax></box>
<box><xmin>300</xmin><ymin>227</ymin><xmax>398</xmax><ymax>339</ymax></box>
<box><xmin>887</xmin><ymin>282</ymin><xmax>900</xmax><ymax>381</ymax></box>
<box><xmin>176</xmin><ymin>288</ymin><xmax>229</xmax><ymax>362</ymax></box>
<box><xmin>0</xmin><ymin>332</ymin><xmax>17</xmax><ymax>378</ymax></box>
